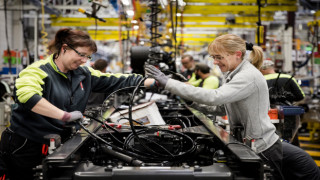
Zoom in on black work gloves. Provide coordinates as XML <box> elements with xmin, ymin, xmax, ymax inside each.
<box><xmin>61</xmin><ymin>111</ymin><xmax>84</xmax><ymax>122</ymax></box>
<box><xmin>145</xmin><ymin>65</ymin><xmax>169</xmax><ymax>88</ymax></box>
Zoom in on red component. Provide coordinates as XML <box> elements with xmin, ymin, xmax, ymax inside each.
<box><xmin>105</xmin><ymin>123</ymin><xmax>115</xmax><ymax>127</ymax></box>
<box><xmin>0</xmin><ymin>174</ymin><xmax>5</xmax><ymax>180</ymax></box>
<box><xmin>172</xmin><ymin>125</ymin><xmax>181</xmax><ymax>129</ymax></box>
<box><xmin>42</xmin><ymin>144</ymin><xmax>48</xmax><ymax>156</ymax></box>
<box><xmin>116</xmin><ymin>124</ymin><xmax>122</xmax><ymax>129</ymax></box>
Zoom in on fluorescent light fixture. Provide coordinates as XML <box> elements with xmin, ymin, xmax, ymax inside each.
<box><xmin>121</xmin><ymin>0</ymin><xmax>130</xmax><ymax>6</ymax></box>
<box><xmin>159</xmin><ymin>0</ymin><xmax>168</xmax><ymax>9</ymax></box>
<box><xmin>133</xmin><ymin>25</ymin><xmax>139</xmax><ymax>30</ymax></box>
<box><xmin>177</xmin><ymin>0</ymin><xmax>186</xmax><ymax>6</ymax></box>
<box><xmin>126</xmin><ymin>10</ymin><xmax>134</xmax><ymax>17</ymax></box>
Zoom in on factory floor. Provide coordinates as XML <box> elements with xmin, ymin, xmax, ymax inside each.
<box><xmin>0</xmin><ymin>124</ymin><xmax>318</xmax><ymax>167</ymax></box>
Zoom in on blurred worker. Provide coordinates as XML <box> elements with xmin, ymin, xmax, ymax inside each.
<box><xmin>260</xmin><ymin>60</ymin><xmax>305</xmax><ymax>147</ymax></box>
<box><xmin>181</xmin><ymin>54</ymin><xmax>195</xmax><ymax>79</ymax></box>
<box><xmin>260</xmin><ymin>60</ymin><xmax>305</xmax><ymax>105</ymax></box>
<box><xmin>193</xmin><ymin>63</ymin><xmax>219</xmax><ymax>89</ymax></box>
<box><xmin>92</xmin><ymin>59</ymin><xmax>109</xmax><ymax>73</ymax></box>
<box><xmin>0</xmin><ymin>28</ymin><xmax>154</xmax><ymax>180</ymax></box>
<box><xmin>181</xmin><ymin>55</ymin><xmax>201</xmax><ymax>85</ymax></box>
<box><xmin>146</xmin><ymin>34</ymin><xmax>283</xmax><ymax>179</ymax></box>
<box><xmin>87</xmin><ymin>59</ymin><xmax>109</xmax><ymax>108</ymax></box>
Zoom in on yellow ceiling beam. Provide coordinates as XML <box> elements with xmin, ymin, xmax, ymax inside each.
<box><xmin>181</xmin><ymin>24</ymin><xmax>257</xmax><ymax>28</ymax></box>
<box><xmin>235</xmin><ymin>16</ymin><xmax>274</xmax><ymax>23</ymax></box>
<box><xmin>178</xmin><ymin>16</ymin><xmax>226</xmax><ymax>22</ymax></box>
<box><xmin>182</xmin><ymin>41</ymin><xmax>212</xmax><ymax>45</ymax></box>
<box><xmin>176</xmin><ymin>34</ymin><xmax>216</xmax><ymax>37</ymax></box>
<box><xmin>87</xmin><ymin>30</ymin><xmax>122</xmax><ymax>35</ymax></box>
<box><xmin>183</xmin><ymin>5</ymin><xmax>297</xmax><ymax>14</ymax></box>
<box><xmin>51</xmin><ymin>17</ymin><xmax>120</xmax><ymax>22</ymax></box>
<box><xmin>185</xmin><ymin>0</ymin><xmax>297</xmax><ymax>5</ymax></box>
<box><xmin>50</xmin><ymin>16</ymin><xmax>131</xmax><ymax>27</ymax></box>
<box><xmin>177</xmin><ymin>37</ymin><xmax>214</xmax><ymax>41</ymax></box>
<box><xmin>307</xmin><ymin>20</ymin><xmax>320</xmax><ymax>26</ymax></box>
<box><xmin>86</xmin><ymin>34</ymin><xmax>128</xmax><ymax>41</ymax></box>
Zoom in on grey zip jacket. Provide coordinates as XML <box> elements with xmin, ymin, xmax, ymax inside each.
<box><xmin>165</xmin><ymin>60</ymin><xmax>279</xmax><ymax>153</ymax></box>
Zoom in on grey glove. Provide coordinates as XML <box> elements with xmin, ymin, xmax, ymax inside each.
<box><xmin>61</xmin><ymin>111</ymin><xmax>84</xmax><ymax>122</ymax></box>
<box><xmin>145</xmin><ymin>65</ymin><xmax>169</xmax><ymax>88</ymax></box>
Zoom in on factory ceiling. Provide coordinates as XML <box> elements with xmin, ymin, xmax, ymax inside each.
<box><xmin>14</xmin><ymin>0</ymin><xmax>320</xmax><ymax>48</ymax></box>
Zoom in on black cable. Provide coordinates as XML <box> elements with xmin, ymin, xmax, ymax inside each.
<box><xmin>78</xmin><ymin>121</ymin><xmax>154</xmax><ymax>161</ymax></box>
<box><xmin>162</xmin><ymin>70</ymin><xmax>187</xmax><ymax>82</ymax></box>
<box><xmin>123</xmin><ymin>128</ymin><xmax>195</xmax><ymax>160</ymax></box>
<box><xmin>83</xmin><ymin>113</ymin><xmax>120</xmax><ymax>133</ymax></box>
<box><xmin>117</xmin><ymin>117</ymin><xmax>144</xmax><ymax>125</ymax></box>
<box><xmin>20</xmin><ymin>2</ymin><xmax>32</xmax><ymax>66</ymax></box>
<box><xmin>99</xmin><ymin>86</ymin><xmax>146</xmax><ymax>118</ymax></box>
<box><xmin>4</xmin><ymin>0</ymin><xmax>12</xmax><ymax>73</ymax></box>
<box><xmin>127</xmin><ymin>77</ymin><xmax>163</xmax><ymax>156</ymax></box>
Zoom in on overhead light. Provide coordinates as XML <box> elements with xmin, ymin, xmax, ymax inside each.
<box><xmin>121</xmin><ymin>0</ymin><xmax>130</xmax><ymax>6</ymax></box>
<box><xmin>159</xmin><ymin>0</ymin><xmax>168</xmax><ymax>10</ymax></box>
<box><xmin>126</xmin><ymin>10</ymin><xmax>134</xmax><ymax>17</ymax></box>
<box><xmin>177</xmin><ymin>0</ymin><xmax>186</xmax><ymax>7</ymax></box>
<box><xmin>133</xmin><ymin>25</ymin><xmax>139</xmax><ymax>30</ymax></box>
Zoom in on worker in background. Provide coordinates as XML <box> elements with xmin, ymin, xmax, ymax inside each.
<box><xmin>260</xmin><ymin>60</ymin><xmax>305</xmax><ymax>147</ymax></box>
<box><xmin>191</xmin><ymin>63</ymin><xmax>219</xmax><ymax>89</ymax></box>
<box><xmin>260</xmin><ymin>60</ymin><xmax>305</xmax><ymax>105</ymax></box>
<box><xmin>146</xmin><ymin>34</ymin><xmax>283</xmax><ymax>180</ymax></box>
<box><xmin>92</xmin><ymin>59</ymin><xmax>109</xmax><ymax>73</ymax></box>
<box><xmin>0</xmin><ymin>28</ymin><xmax>155</xmax><ymax>180</ymax></box>
<box><xmin>181</xmin><ymin>54</ymin><xmax>195</xmax><ymax>79</ymax></box>
<box><xmin>86</xmin><ymin>59</ymin><xmax>109</xmax><ymax>108</ymax></box>
<box><xmin>181</xmin><ymin>55</ymin><xmax>201</xmax><ymax>85</ymax></box>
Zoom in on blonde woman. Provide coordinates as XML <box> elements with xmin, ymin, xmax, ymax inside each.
<box><xmin>145</xmin><ymin>34</ymin><xmax>283</xmax><ymax>180</ymax></box>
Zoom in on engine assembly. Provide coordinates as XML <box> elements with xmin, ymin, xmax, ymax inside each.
<box><xmin>39</xmin><ymin>90</ymin><xmax>268</xmax><ymax>180</ymax></box>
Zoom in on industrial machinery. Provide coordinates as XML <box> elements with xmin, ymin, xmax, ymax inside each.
<box><xmin>39</xmin><ymin>87</ymin><xmax>269</xmax><ymax>180</ymax></box>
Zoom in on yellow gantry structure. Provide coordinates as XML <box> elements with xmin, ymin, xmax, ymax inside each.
<box><xmin>50</xmin><ymin>0</ymin><xmax>297</xmax><ymax>47</ymax></box>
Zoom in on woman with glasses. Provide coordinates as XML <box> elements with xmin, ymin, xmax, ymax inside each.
<box><xmin>145</xmin><ymin>34</ymin><xmax>283</xmax><ymax>179</ymax></box>
<box><xmin>0</xmin><ymin>28</ymin><xmax>154</xmax><ymax>180</ymax></box>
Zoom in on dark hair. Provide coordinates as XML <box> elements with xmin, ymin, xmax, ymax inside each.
<box><xmin>93</xmin><ymin>59</ymin><xmax>108</xmax><ymax>72</ymax></box>
<box><xmin>195</xmin><ymin>63</ymin><xmax>210</xmax><ymax>74</ymax></box>
<box><xmin>48</xmin><ymin>28</ymin><xmax>97</xmax><ymax>58</ymax></box>
<box><xmin>181</xmin><ymin>54</ymin><xmax>194</xmax><ymax>61</ymax></box>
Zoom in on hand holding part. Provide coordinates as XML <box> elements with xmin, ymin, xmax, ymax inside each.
<box><xmin>145</xmin><ymin>65</ymin><xmax>169</xmax><ymax>88</ymax></box>
<box><xmin>61</xmin><ymin>111</ymin><xmax>84</xmax><ymax>122</ymax></box>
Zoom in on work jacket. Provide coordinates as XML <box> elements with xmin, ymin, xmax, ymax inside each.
<box><xmin>264</xmin><ymin>73</ymin><xmax>305</xmax><ymax>104</ymax></box>
<box><xmin>10</xmin><ymin>54</ymin><xmax>143</xmax><ymax>144</ymax></box>
<box><xmin>165</xmin><ymin>60</ymin><xmax>279</xmax><ymax>153</ymax></box>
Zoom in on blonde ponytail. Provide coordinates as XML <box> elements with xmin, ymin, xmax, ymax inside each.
<box><xmin>249</xmin><ymin>45</ymin><xmax>264</xmax><ymax>69</ymax></box>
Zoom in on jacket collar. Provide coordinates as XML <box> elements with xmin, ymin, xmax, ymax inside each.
<box><xmin>224</xmin><ymin>59</ymin><xmax>249</xmax><ymax>83</ymax></box>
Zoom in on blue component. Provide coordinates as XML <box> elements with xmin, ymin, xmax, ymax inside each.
<box><xmin>0</xmin><ymin>67</ymin><xmax>17</xmax><ymax>74</ymax></box>
<box><xmin>281</xmin><ymin>106</ymin><xmax>305</xmax><ymax>116</ymax></box>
